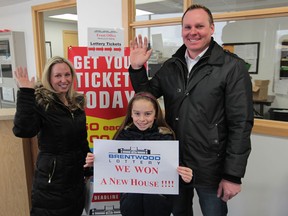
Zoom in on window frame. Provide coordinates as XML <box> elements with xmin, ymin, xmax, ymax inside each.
<box><xmin>122</xmin><ymin>0</ymin><xmax>288</xmax><ymax>45</ymax></box>
<box><xmin>122</xmin><ymin>0</ymin><xmax>288</xmax><ymax>137</ymax></box>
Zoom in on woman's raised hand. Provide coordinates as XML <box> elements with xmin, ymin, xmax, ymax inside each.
<box><xmin>14</xmin><ymin>67</ymin><xmax>35</xmax><ymax>88</ymax></box>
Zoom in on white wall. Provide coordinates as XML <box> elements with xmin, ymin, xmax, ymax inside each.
<box><xmin>191</xmin><ymin>133</ymin><xmax>288</xmax><ymax>216</ymax></box>
<box><xmin>230</xmin><ymin>133</ymin><xmax>288</xmax><ymax>216</ymax></box>
<box><xmin>76</xmin><ymin>0</ymin><xmax>122</xmax><ymax>46</ymax></box>
<box><xmin>44</xmin><ymin>21</ymin><xmax>78</xmax><ymax>58</ymax></box>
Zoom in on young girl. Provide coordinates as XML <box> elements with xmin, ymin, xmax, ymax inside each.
<box><xmin>85</xmin><ymin>92</ymin><xmax>193</xmax><ymax>216</ymax></box>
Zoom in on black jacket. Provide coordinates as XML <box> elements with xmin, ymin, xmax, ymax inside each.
<box><xmin>116</xmin><ymin>123</ymin><xmax>174</xmax><ymax>141</ymax></box>
<box><xmin>13</xmin><ymin>87</ymin><xmax>91</xmax><ymax>216</ymax></box>
<box><xmin>129</xmin><ymin>39</ymin><xmax>254</xmax><ymax>187</ymax></box>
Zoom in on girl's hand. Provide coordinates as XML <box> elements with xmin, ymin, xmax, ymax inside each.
<box><xmin>177</xmin><ymin>166</ymin><xmax>193</xmax><ymax>183</ymax></box>
<box><xmin>84</xmin><ymin>152</ymin><xmax>94</xmax><ymax>168</ymax></box>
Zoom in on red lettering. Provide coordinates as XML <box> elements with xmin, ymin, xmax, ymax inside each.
<box><xmin>115</xmin><ymin>165</ymin><xmax>130</xmax><ymax>172</ymax></box>
<box><xmin>134</xmin><ymin>166</ymin><xmax>158</xmax><ymax>174</ymax></box>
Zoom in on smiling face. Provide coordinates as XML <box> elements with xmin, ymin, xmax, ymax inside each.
<box><xmin>131</xmin><ymin>98</ymin><xmax>156</xmax><ymax>131</ymax></box>
<box><xmin>50</xmin><ymin>62</ymin><xmax>72</xmax><ymax>96</ymax></box>
<box><xmin>182</xmin><ymin>8</ymin><xmax>214</xmax><ymax>59</ymax></box>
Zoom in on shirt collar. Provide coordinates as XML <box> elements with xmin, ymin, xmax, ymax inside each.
<box><xmin>185</xmin><ymin>47</ymin><xmax>209</xmax><ymax>62</ymax></box>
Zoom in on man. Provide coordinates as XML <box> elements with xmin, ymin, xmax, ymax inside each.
<box><xmin>128</xmin><ymin>4</ymin><xmax>254</xmax><ymax>216</ymax></box>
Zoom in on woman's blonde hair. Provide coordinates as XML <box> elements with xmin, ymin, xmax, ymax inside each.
<box><xmin>40</xmin><ymin>56</ymin><xmax>85</xmax><ymax>110</ymax></box>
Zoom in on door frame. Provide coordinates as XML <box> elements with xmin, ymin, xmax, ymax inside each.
<box><xmin>32</xmin><ymin>0</ymin><xmax>76</xmax><ymax>79</ymax></box>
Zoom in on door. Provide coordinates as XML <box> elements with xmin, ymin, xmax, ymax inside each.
<box><xmin>63</xmin><ymin>30</ymin><xmax>78</xmax><ymax>59</ymax></box>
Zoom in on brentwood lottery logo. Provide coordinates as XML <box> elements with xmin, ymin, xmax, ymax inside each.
<box><xmin>108</xmin><ymin>146</ymin><xmax>161</xmax><ymax>165</ymax></box>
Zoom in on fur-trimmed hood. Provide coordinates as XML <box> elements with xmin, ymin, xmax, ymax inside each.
<box><xmin>116</xmin><ymin>122</ymin><xmax>174</xmax><ymax>141</ymax></box>
<box><xmin>34</xmin><ymin>84</ymin><xmax>85</xmax><ymax>111</ymax></box>
<box><xmin>124</xmin><ymin>123</ymin><xmax>173</xmax><ymax>135</ymax></box>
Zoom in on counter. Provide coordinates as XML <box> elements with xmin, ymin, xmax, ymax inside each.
<box><xmin>253</xmin><ymin>118</ymin><xmax>288</xmax><ymax>137</ymax></box>
<box><xmin>0</xmin><ymin>108</ymin><xmax>33</xmax><ymax>216</ymax></box>
<box><xmin>0</xmin><ymin>108</ymin><xmax>16</xmax><ymax>120</ymax></box>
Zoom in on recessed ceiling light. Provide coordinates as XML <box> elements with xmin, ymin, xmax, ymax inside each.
<box><xmin>49</xmin><ymin>13</ymin><xmax>78</xmax><ymax>21</ymax></box>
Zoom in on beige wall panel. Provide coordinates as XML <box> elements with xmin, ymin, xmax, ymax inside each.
<box><xmin>0</xmin><ymin>110</ymin><xmax>31</xmax><ymax>216</ymax></box>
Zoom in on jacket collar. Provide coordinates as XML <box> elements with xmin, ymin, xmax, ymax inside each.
<box><xmin>172</xmin><ymin>37</ymin><xmax>225</xmax><ymax>67</ymax></box>
<box><xmin>125</xmin><ymin>122</ymin><xmax>158</xmax><ymax>133</ymax></box>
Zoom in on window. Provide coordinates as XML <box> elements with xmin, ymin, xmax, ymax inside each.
<box><xmin>123</xmin><ymin>0</ymin><xmax>288</xmax><ymax>121</ymax></box>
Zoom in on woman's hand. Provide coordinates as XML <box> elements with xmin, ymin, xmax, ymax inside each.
<box><xmin>178</xmin><ymin>166</ymin><xmax>193</xmax><ymax>183</ymax></box>
<box><xmin>14</xmin><ymin>67</ymin><xmax>35</xmax><ymax>88</ymax></box>
<box><xmin>84</xmin><ymin>152</ymin><xmax>94</xmax><ymax>168</ymax></box>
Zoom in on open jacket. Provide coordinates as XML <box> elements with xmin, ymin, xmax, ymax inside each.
<box><xmin>13</xmin><ymin>87</ymin><xmax>90</xmax><ymax>216</ymax></box>
<box><xmin>129</xmin><ymin>39</ymin><xmax>254</xmax><ymax>187</ymax></box>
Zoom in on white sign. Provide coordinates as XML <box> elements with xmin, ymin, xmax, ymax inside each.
<box><xmin>93</xmin><ymin>139</ymin><xmax>179</xmax><ymax>194</ymax></box>
<box><xmin>88</xmin><ymin>28</ymin><xmax>124</xmax><ymax>57</ymax></box>
<box><xmin>2</xmin><ymin>86</ymin><xmax>14</xmax><ymax>102</ymax></box>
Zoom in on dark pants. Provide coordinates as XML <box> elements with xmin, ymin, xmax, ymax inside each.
<box><xmin>172</xmin><ymin>186</ymin><xmax>228</xmax><ymax>216</ymax></box>
<box><xmin>120</xmin><ymin>193</ymin><xmax>173</xmax><ymax>216</ymax></box>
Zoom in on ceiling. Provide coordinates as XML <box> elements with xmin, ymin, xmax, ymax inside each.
<box><xmin>136</xmin><ymin>0</ymin><xmax>288</xmax><ymax>14</ymax></box>
<box><xmin>43</xmin><ymin>7</ymin><xmax>78</xmax><ymax>23</ymax></box>
<box><xmin>0</xmin><ymin>0</ymin><xmax>31</xmax><ymax>7</ymax></box>
<box><xmin>0</xmin><ymin>0</ymin><xmax>287</xmax><ymax>23</ymax></box>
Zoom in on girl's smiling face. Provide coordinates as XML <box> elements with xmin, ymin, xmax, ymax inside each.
<box><xmin>131</xmin><ymin>99</ymin><xmax>156</xmax><ymax>131</ymax></box>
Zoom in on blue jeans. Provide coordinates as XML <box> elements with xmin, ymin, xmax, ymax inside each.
<box><xmin>172</xmin><ymin>186</ymin><xmax>228</xmax><ymax>216</ymax></box>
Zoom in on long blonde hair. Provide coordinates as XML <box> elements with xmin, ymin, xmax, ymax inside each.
<box><xmin>39</xmin><ymin>56</ymin><xmax>85</xmax><ymax>110</ymax></box>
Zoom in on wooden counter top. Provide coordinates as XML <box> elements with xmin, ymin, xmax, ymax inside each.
<box><xmin>253</xmin><ymin>118</ymin><xmax>288</xmax><ymax>137</ymax></box>
<box><xmin>0</xmin><ymin>108</ymin><xmax>16</xmax><ymax>120</ymax></box>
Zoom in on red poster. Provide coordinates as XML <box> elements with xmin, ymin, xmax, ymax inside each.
<box><xmin>68</xmin><ymin>47</ymin><xmax>134</xmax><ymax>216</ymax></box>
<box><xmin>68</xmin><ymin>47</ymin><xmax>134</xmax><ymax>148</ymax></box>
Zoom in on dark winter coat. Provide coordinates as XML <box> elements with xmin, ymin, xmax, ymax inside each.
<box><xmin>116</xmin><ymin>123</ymin><xmax>174</xmax><ymax>216</ymax></box>
<box><xmin>13</xmin><ymin>87</ymin><xmax>91</xmax><ymax>216</ymax></box>
<box><xmin>129</xmin><ymin>38</ymin><xmax>254</xmax><ymax>187</ymax></box>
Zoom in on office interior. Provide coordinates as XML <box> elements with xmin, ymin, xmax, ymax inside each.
<box><xmin>0</xmin><ymin>0</ymin><xmax>288</xmax><ymax>216</ymax></box>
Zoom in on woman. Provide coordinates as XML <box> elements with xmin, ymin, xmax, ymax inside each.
<box><xmin>13</xmin><ymin>56</ymin><xmax>91</xmax><ymax>216</ymax></box>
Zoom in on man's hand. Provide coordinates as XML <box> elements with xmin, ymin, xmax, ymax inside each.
<box><xmin>217</xmin><ymin>179</ymin><xmax>241</xmax><ymax>202</ymax></box>
<box><xmin>130</xmin><ymin>34</ymin><xmax>153</xmax><ymax>69</ymax></box>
